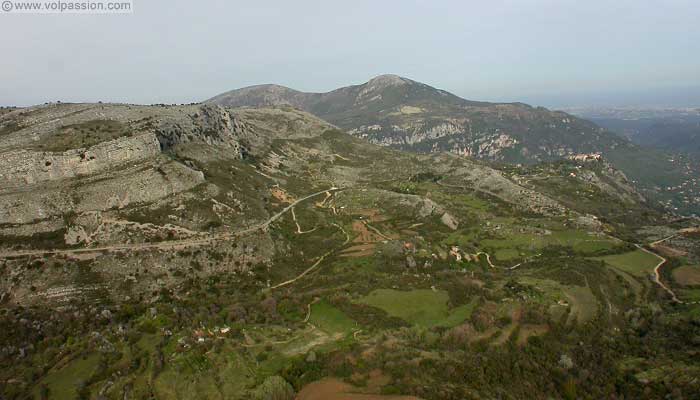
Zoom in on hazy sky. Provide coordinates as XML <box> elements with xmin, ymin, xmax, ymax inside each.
<box><xmin>2</xmin><ymin>0</ymin><xmax>699</xmax><ymax>108</ymax></box>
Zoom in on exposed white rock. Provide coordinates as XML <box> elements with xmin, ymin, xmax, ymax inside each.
<box><xmin>0</xmin><ymin>133</ymin><xmax>160</xmax><ymax>187</ymax></box>
<box><xmin>441</xmin><ymin>212</ymin><xmax>459</xmax><ymax>230</ymax></box>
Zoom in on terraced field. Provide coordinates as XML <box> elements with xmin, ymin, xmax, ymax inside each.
<box><xmin>594</xmin><ymin>249</ymin><xmax>660</xmax><ymax>277</ymax></box>
<box><xmin>483</xmin><ymin>229</ymin><xmax>621</xmax><ymax>260</ymax></box>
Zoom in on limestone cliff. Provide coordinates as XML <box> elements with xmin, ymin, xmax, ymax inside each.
<box><xmin>0</xmin><ymin>133</ymin><xmax>160</xmax><ymax>187</ymax></box>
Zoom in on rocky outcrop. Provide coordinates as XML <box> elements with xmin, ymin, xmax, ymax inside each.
<box><xmin>441</xmin><ymin>213</ymin><xmax>459</xmax><ymax>230</ymax></box>
<box><xmin>432</xmin><ymin>153</ymin><xmax>568</xmax><ymax>216</ymax></box>
<box><xmin>0</xmin><ymin>162</ymin><xmax>204</xmax><ymax>224</ymax></box>
<box><xmin>64</xmin><ymin>225</ymin><xmax>90</xmax><ymax>245</ymax></box>
<box><xmin>156</xmin><ymin>105</ymin><xmax>250</xmax><ymax>153</ymax></box>
<box><xmin>0</xmin><ymin>103</ymin><xmax>267</xmax><ymax>226</ymax></box>
<box><xmin>334</xmin><ymin>189</ymin><xmax>459</xmax><ymax>226</ymax></box>
<box><xmin>573</xmin><ymin>162</ymin><xmax>646</xmax><ymax>204</ymax></box>
<box><xmin>351</xmin><ymin>121</ymin><xmax>467</xmax><ymax>146</ymax></box>
<box><xmin>0</xmin><ymin>159</ymin><xmax>204</xmax><ymax>225</ymax></box>
<box><xmin>0</xmin><ymin>133</ymin><xmax>160</xmax><ymax>187</ymax></box>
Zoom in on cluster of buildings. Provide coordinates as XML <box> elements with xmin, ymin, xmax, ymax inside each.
<box><xmin>567</xmin><ymin>153</ymin><xmax>603</xmax><ymax>163</ymax></box>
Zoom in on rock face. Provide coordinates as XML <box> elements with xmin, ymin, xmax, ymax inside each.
<box><xmin>0</xmin><ymin>156</ymin><xmax>205</xmax><ymax>225</ymax></box>
<box><xmin>0</xmin><ymin>102</ymin><xmax>336</xmax><ymax>227</ymax></box>
<box><xmin>0</xmin><ymin>133</ymin><xmax>160</xmax><ymax>186</ymax></box>
<box><xmin>0</xmin><ymin>103</ymin><xmax>334</xmax><ymax>306</ymax></box>
<box><xmin>156</xmin><ymin>105</ymin><xmax>251</xmax><ymax>152</ymax></box>
<box><xmin>0</xmin><ymin>103</ymin><xmax>259</xmax><ymax>156</ymax></box>
<box><xmin>0</xmin><ymin>101</ymin><xmax>342</xmax><ymax>232</ymax></box>
<box><xmin>574</xmin><ymin>162</ymin><xmax>646</xmax><ymax>204</ymax></box>
<box><xmin>0</xmin><ymin>103</ymin><xmax>257</xmax><ymax>225</ymax></box>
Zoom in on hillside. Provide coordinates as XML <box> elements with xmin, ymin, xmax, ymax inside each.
<box><xmin>570</xmin><ymin>107</ymin><xmax>700</xmax><ymax>152</ymax></box>
<box><xmin>636</xmin><ymin>120</ymin><xmax>700</xmax><ymax>153</ymax></box>
<box><xmin>1</xmin><ymin>103</ymin><xmax>699</xmax><ymax>399</ymax></box>
<box><xmin>571</xmin><ymin>108</ymin><xmax>700</xmax><ymax>214</ymax></box>
<box><xmin>208</xmin><ymin>75</ymin><xmax>622</xmax><ymax>164</ymax></box>
<box><xmin>208</xmin><ymin>75</ymin><xmax>695</xmax><ymax>215</ymax></box>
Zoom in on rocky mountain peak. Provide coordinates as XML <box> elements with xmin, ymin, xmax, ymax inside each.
<box><xmin>205</xmin><ymin>77</ymin><xmax>687</xmax><ymax>213</ymax></box>
<box><xmin>206</xmin><ymin>83</ymin><xmax>308</xmax><ymax>109</ymax></box>
<box><xmin>241</xmin><ymin>84</ymin><xmax>298</xmax><ymax>94</ymax></box>
<box><xmin>365</xmin><ymin>74</ymin><xmax>410</xmax><ymax>88</ymax></box>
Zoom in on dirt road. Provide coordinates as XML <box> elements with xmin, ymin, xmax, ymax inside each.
<box><xmin>0</xmin><ymin>187</ymin><xmax>341</xmax><ymax>260</ymax></box>
<box><xmin>635</xmin><ymin>244</ymin><xmax>686</xmax><ymax>304</ymax></box>
<box><xmin>270</xmin><ymin>222</ymin><xmax>349</xmax><ymax>290</ymax></box>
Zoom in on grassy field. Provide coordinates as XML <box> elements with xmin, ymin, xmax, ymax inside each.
<box><xmin>297</xmin><ymin>378</ymin><xmax>421</xmax><ymax>400</ymax></box>
<box><xmin>564</xmin><ymin>285</ymin><xmax>599</xmax><ymax>322</ymax></box>
<box><xmin>495</xmin><ymin>248</ymin><xmax>521</xmax><ymax>260</ymax></box>
<box><xmin>594</xmin><ymin>249</ymin><xmax>661</xmax><ymax>277</ymax></box>
<box><xmin>441</xmin><ymin>230</ymin><xmax>479</xmax><ymax>248</ymax></box>
<box><xmin>572</xmin><ymin>239</ymin><xmax>620</xmax><ymax>253</ymax></box>
<box><xmin>482</xmin><ymin>229</ymin><xmax>619</xmax><ymax>260</ymax></box>
<box><xmin>418</xmin><ymin>183</ymin><xmax>492</xmax><ymax>213</ymax></box>
<box><xmin>481</xmin><ymin>233</ymin><xmax>540</xmax><ymax>256</ymax></box>
<box><xmin>357</xmin><ymin>289</ymin><xmax>477</xmax><ymax>328</ymax></box>
<box><xmin>673</xmin><ymin>265</ymin><xmax>700</xmax><ymax>286</ymax></box>
<box><xmin>33</xmin><ymin>353</ymin><xmax>100</xmax><ymax>399</ymax></box>
<box><xmin>309</xmin><ymin>300</ymin><xmax>358</xmax><ymax>335</ymax></box>
<box><xmin>519</xmin><ymin>277</ymin><xmax>599</xmax><ymax>322</ymax></box>
<box><xmin>679</xmin><ymin>289</ymin><xmax>700</xmax><ymax>302</ymax></box>
<box><xmin>611</xmin><ymin>268</ymin><xmax>645</xmax><ymax>301</ymax></box>
<box><xmin>440</xmin><ymin>298</ymin><xmax>480</xmax><ymax>328</ymax></box>
<box><xmin>687</xmin><ymin>304</ymin><xmax>700</xmax><ymax>319</ymax></box>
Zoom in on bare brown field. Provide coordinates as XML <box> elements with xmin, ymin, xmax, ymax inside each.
<box><xmin>651</xmin><ymin>243</ymin><xmax>688</xmax><ymax>258</ymax></box>
<box><xmin>271</xmin><ymin>187</ymin><xmax>295</xmax><ymax>203</ymax></box>
<box><xmin>673</xmin><ymin>265</ymin><xmax>700</xmax><ymax>286</ymax></box>
<box><xmin>296</xmin><ymin>378</ymin><xmax>421</xmax><ymax>400</ymax></box>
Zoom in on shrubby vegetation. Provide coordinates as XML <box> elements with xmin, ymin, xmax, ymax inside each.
<box><xmin>2</xmin><ymin>117</ymin><xmax>699</xmax><ymax>399</ymax></box>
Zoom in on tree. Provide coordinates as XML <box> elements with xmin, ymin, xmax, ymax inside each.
<box><xmin>252</xmin><ymin>376</ymin><xmax>295</xmax><ymax>400</ymax></box>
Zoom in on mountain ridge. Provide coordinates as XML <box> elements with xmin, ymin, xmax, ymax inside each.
<box><xmin>207</xmin><ymin>74</ymin><xmax>498</xmax><ymax>112</ymax></box>
<box><xmin>207</xmin><ymin>75</ymin><xmax>700</xmax><ymax>215</ymax></box>
<box><xmin>206</xmin><ymin>74</ymin><xmax>621</xmax><ymax>160</ymax></box>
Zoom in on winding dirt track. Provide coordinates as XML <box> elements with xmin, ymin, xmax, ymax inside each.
<box><xmin>635</xmin><ymin>243</ymin><xmax>700</xmax><ymax>305</ymax></box>
<box><xmin>630</xmin><ymin>232</ymin><xmax>700</xmax><ymax>305</ymax></box>
<box><xmin>0</xmin><ymin>187</ymin><xmax>341</xmax><ymax>260</ymax></box>
<box><xmin>475</xmin><ymin>251</ymin><xmax>496</xmax><ymax>269</ymax></box>
<box><xmin>270</xmin><ymin>222</ymin><xmax>350</xmax><ymax>290</ymax></box>
<box><xmin>4</xmin><ymin>183</ymin><xmax>695</xmax><ymax>306</ymax></box>
<box><xmin>292</xmin><ymin>207</ymin><xmax>318</xmax><ymax>234</ymax></box>
<box><xmin>473</xmin><ymin>251</ymin><xmax>540</xmax><ymax>270</ymax></box>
